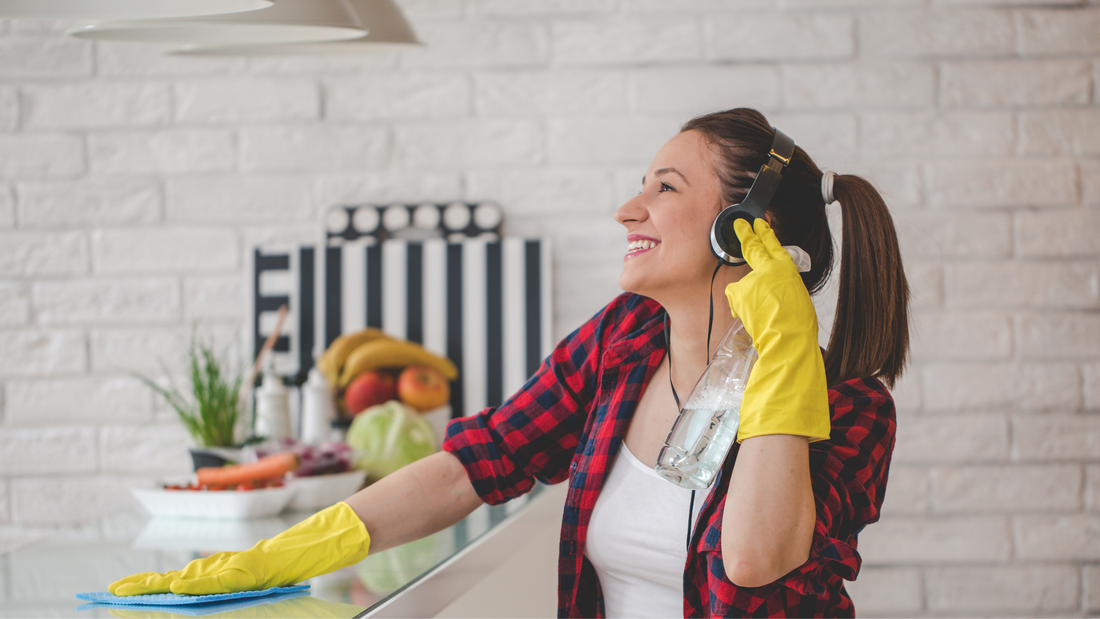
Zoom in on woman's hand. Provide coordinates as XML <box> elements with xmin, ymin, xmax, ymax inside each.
<box><xmin>724</xmin><ymin>218</ymin><xmax>829</xmax><ymax>442</ymax></box>
<box><xmin>109</xmin><ymin>502</ymin><xmax>371</xmax><ymax>596</ymax></box>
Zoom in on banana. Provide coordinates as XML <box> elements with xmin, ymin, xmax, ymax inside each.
<box><xmin>338</xmin><ymin>338</ymin><xmax>458</xmax><ymax>387</ymax></box>
<box><xmin>317</xmin><ymin>327</ymin><xmax>390</xmax><ymax>385</ymax></box>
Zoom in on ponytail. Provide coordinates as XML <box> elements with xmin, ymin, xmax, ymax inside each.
<box><xmin>682</xmin><ymin>107</ymin><xmax>910</xmax><ymax>388</ymax></box>
<box><xmin>825</xmin><ymin>175</ymin><xmax>910</xmax><ymax>388</ymax></box>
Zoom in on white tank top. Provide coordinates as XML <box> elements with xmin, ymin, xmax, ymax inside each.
<box><xmin>585</xmin><ymin>443</ymin><xmax>707</xmax><ymax>619</ymax></box>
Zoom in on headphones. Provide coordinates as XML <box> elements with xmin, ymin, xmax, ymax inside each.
<box><xmin>709</xmin><ymin>127</ymin><xmax>795</xmax><ymax>266</ymax></box>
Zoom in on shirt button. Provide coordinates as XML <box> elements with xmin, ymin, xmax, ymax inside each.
<box><xmin>570</xmin><ymin>461</ymin><xmax>577</xmax><ymax>471</ymax></box>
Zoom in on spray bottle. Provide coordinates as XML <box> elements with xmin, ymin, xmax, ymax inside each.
<box><xmin>654</xmin><ymin>246</ymin><xmax>811</xmax><ymax>490</ymax></box>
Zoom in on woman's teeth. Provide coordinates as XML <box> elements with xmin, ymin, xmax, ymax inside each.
<box><xmin>628</xmin><ymin>239</ymin><xmax>657</xmax><ymax>253</ymax></box>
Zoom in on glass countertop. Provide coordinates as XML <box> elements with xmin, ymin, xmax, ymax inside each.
<box><xmin>0</xmin><ymin>484</ymin><xmax>547</xmax><ymax>619</ymax></box>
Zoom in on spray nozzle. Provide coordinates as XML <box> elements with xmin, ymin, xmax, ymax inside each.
<box><xmin>783</xmin><ymin>246</ymin><xmax>812</xmax><ymax>273</ymax></box>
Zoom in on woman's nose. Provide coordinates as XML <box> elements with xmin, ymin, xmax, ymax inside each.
<box><xmin>614</xmin><ymin>192</ymin><xmax>646</xmax><ymax>225</ymax></box>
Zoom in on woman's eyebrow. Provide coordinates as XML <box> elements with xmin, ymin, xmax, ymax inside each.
<box><xmin>647</xmin><ymin>167</ymin><xmax>691</xmax><ymax>186</ymax></box>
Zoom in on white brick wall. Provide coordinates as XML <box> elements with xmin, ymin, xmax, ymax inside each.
<box><xmin>0</xmin><ymin>2</ymin><xmax>1098</xmax><ymax>615</ymax></box>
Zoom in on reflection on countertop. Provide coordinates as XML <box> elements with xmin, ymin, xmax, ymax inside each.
<box><xmin>0</xmin><ymin>486</ymin><xmax>543</xmax><ymax>619</ymax></box>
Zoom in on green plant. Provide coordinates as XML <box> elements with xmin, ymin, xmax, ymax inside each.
<box><xmin>138</xmin><ymin>337</ymin><xmax>244</xmax><ymax>448</ymax></box>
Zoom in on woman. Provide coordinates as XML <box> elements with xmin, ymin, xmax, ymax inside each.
<box><xmin>111</xmin><ymin>108</ymin><xmax>908</xmax><ymax>618</ymax></box>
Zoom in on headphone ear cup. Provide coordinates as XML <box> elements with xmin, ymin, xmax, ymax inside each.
<box><xmin>710</xmin><ymin>206</ymin><xmax>755</xmax><ymax>264</ymax></box>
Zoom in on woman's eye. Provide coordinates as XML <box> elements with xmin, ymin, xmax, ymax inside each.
<box><xmin>658</xmin><ymin>182</ymin><xmax>675</xmax><ymax>193</ymax></box>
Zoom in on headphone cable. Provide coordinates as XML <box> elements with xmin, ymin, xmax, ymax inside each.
<box><xmin>667</xmin><ymin>259</ymin><xmax>724</xmax><ymax>552</ymax></box>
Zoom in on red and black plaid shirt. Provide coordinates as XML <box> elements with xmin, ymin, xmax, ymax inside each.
<box><xmin>443</xmin><ymin>293</ymin><xmax>896</xmax><ymax>618</ymax></box>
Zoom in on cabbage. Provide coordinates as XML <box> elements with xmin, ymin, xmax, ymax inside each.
<box><xmin>345</xmin><ymin>400</ymin><xmax>437</xmax><ymax>480</ymax></box>
<box><xmin>356</xmin><ymin>533</ymin><xmax>439</xmax><ymax>594</ymax></box>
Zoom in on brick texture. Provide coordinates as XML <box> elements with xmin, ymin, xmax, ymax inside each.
<box><xmin>709</xmin><ymin>14</ymin><xmax>854</xmax><ymax>61</ymax></box>
<box><xmin>175</xmin><ymin>79</ymin><xmax>319</xmax><ymax>124</ymax></box>
<box><xmin>784</xmin><ymin>62</ymin><xmax>934</xmax><ymax>110</ymax></box>
<box><xmin>860</xmin><ymin>10</ymin><xmax>1015</xmax><ymax>58</ymax></box>
<box><xmin>0</xmin><ymin>183</ymin><xmax>13</xmax><ymax>228</ymax></box>
<box><xmin>0</xmin><ymin>134</ymin><xmax>83</xmax><ymax>179</ymax></box>
<box><xmin>1087</xmin><ymin>363</ymin><xmax>1100</xmax><ymax>411</ymax></box>
<box><xmin>22</xmin><ymin>82</ymin><xmax>171</xmax><ymax>129</ymax></box>
<box><xmin>932</xmin><ymin>464</ymin><xmax>1082</xmax><ymax>513</ymax></box>
<box><xmin>1016</xmin><ymin>209</ymin><xmax>1100</xmax><ymax>258</ymax></box>
<box><xmin>0</xmin><ymin>86</ymin><xmax>17</xmax><ymax>132</ymax></box>
<box><xmin>92</xmin><ymin>227</ymin><xmax>239</xmax><ymax>275</ymax></box>
<box><xmin>1017</xmin><ymin>8</ymin><xmax>1100</xmax><ymax>56</ymax></box>
<box><xmin>328</xmin><ymin>73</ymin><xmax>469</xmax><ymax>120</ymax></box>
<box><xmin>858</xmin><ymin>516</ymin><xmax>1012</xmax><ymax>564</ymax></box>
<box><xmin>845</xmin><ymin>567</ymin><xmax>923</xmax><ymax>615</ymax></box>
<box><xmin>925</xmin><ymin>565</ymin><xmax>1079</xmax><ymax>613</ymax></box>
<box><xmin>0</xmin><ymin>427</ymin><xmax>96</xmax><ymax>475</ymax></box>
<box><xmin>0</xmin><ymin>230</ymin><xmax>88</xmax><ymax>277</ymax></box>
<box><xmin>240</xmin><ymin>125</ymin><xmax>389</xmax><ymax>171</ymax></box>
<box><xmin>394</xmin><ymin>119</ymin><xmax>543</xmax><ymax>168</ymax></box>
<box><xmin>88</xmin><ymin>129</ymin><xmax>235</xmax><ymax>175</ymax></box>
<box><xmin>1015</xmin><ymin>515</ymin><xmax>1100</xmax><ymax>560</ymax></box>
<box><xmin>1013</xmin><ymin>415</ymin><xmax>1100</xmax><ymax>461</ymax></box>
<box><xmin>940</xmin><ymin>60</ymin><xmax>1092</xmax><ymax>107</ymax></box>
<box><xmin>0</xmin><ymin>5</ymin><xmax>1097</xmax><ymax>616</ymax></box>
<box><xmin>475</xmin><ymin>70</ymin><xmax>625</xmax><ymax>116</ymax></box>
<box><xmin>1021</xmin><ymin>110</ymin><xmax>1100</xmax><ymax>157</ymax></box>
<box><xmin>925</xmin><ymin>159</ymin><xmax>1078</xmax><ymax>209</ymax></box>
<box><xmin>0</xmin><ymin>281</ymin><xmax>29</xmax><ymax>327</ymax></box>
<box><xmin>16</xmin><ymin>179</ymin><xmax>161</xmax><ymax>228</ymax></box>
<box><xmin>0</xmin><ymin>36</ymin><xmax>91</xmax><ymax>79</ymax></box>
<box><xmin>33</xmin><ymin>278</ymin><xmax>180</xmax><ymax>326</ymax></box>
<box><xmin>892</xmin><ymin>413</ymin><xmax>1010</xmax><ymax>464</ymax></box>
<box><xmin>1088</xmin><ymin>564</ymin><xmax>1100</xmax><ymax>614</ymax></box>
<box><xmin>553</xmin><ymin>17</ymin><xmax>700</xmax><ymax>66</ymax></box>
<box><xmin>632</xmin><ymin>65</ymin><xmax>780</xmax><ymax>115</ymax></box>
<box><xmin>923</xmin><ymin>362</ymin><xmax>1080</xmax><ymax>413</ymax></box>
<box><xmin>5</xmin><ymin>377</ymin><xmax>151</xmax><ymax>425</ymax></box>
<box><xmin>945</xmin><ymin>262</ymin><xmax>1098</xmax><ymax>309</ymax></box>
<box><xmin>0</xmin><ymin>330</ymin><xmax>86</xmax><ymax>378</ymax></box>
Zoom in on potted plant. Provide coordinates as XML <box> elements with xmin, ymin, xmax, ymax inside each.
<box><xmin>138</xmin><ymin>337</ymin><xmax>245</xmax><ymax>470</ymax></box>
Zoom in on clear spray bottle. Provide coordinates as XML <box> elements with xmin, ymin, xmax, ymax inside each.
<box><xmin>654</xmin><ymin>246</ymin><xmax>811</xmax><ymax>490</ymax></box>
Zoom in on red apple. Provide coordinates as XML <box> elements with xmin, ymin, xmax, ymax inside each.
<box><xmin>397</xmin><ymin>365</ymin><xmax>450</xmax><ymax>412</ymax></box>
<box><xmin>344</xmin><ymin>370</ymin><xmax>397</xmax><ymax>415</ymax></box>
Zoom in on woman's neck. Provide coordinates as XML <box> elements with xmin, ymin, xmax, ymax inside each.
<box><xmin>659</xmin><ymin>266</ymin><xmax>742</xmax><ymax>395</ymax></box>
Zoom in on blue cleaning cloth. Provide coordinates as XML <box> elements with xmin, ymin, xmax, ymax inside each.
<box><xmin>75</xmin><ymin>587</ymin><xmax>310</xmax><ymax>616</ymax></box>
<box><xmin>76</xmin><ymin>584</ymin><xmax>310</xmax><ymax>606</ymax></box>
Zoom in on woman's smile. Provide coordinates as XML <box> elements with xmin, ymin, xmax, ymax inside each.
<box><xmin>626</xmin><ymin>234</ymin><xmax>660</xmax><ymax>259</ymax></box>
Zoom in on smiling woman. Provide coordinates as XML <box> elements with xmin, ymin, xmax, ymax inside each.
<box><xmin>107</xmin><ymin>107</ymin><xmax>908</xmax><ymax>619</ymax></box>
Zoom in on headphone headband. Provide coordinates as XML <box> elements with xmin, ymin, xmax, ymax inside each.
<box><xmin>710</xmin><ymin>127</ymin><xmax>794</xmax><ymax>265</ymax></box>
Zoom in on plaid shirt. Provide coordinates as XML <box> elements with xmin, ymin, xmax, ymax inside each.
<box><xmin>443</xmin><ymin>293</ymin><xmax>896</xmax><ymax>618</ymax></box>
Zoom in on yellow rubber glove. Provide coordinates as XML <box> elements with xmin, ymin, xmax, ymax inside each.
<box><xmin>725</xmin><ymin>218</ymin><xmax>830</xmax><ymax>443</ymax></box>
<box><xmin>109</xmin><ymin>502</ymin><xmax>370</xmax><ymax>596</ymax></box>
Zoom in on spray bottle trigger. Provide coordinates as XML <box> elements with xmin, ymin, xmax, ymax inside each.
<box><xmin>783</xmin><ymin>246</ymin><xmax>811</xmax><ymax>273</ymax></box>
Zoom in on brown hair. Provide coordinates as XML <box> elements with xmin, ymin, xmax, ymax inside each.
<box><xmin>682</xmin><ymin>108</ymin><xmax>910</xmax><ymax>388</ymax></box>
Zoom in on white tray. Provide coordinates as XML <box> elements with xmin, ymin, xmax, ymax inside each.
<box><xmin>131</xmin><ymin>486</ymin><xmax>295</xmax><ymax>520</ymax></box>
<box><xmin>286</xmin><ymin>469</ymin><xmax>367</xmax><ymax>511</ymax></box>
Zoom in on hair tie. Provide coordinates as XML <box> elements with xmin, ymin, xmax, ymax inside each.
<box><xmin>821</xmin><ymin>170</ymin><xmax>837</xmax><ymax>205</ymax></box>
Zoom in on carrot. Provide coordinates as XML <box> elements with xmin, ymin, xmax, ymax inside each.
<box><xmin>196</xmin><ymin>451</ymin><xmax>298</xmax><ymax>488</ymax></box>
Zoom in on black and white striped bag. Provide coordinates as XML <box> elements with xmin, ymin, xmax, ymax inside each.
<box><xmin>251</xmin><ymin>236</ymin><xmax>552</xmax><ymax>421</ymax></box>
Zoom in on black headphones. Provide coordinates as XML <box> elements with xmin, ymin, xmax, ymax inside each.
<box><xmin>709</xmin><ymin>127</ymin><xmax>795</xmax><ymax>266</ymax></box>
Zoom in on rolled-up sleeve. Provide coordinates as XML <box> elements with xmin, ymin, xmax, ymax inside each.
<box><xmin>442</xmin><ymin>299</ymin><xmax>625</xmax><ymax>505</ymax></box>
<box><xmin>774</xmin><ymin>376</ymin><xmax>897</xmax><ymax>595</ymax></box>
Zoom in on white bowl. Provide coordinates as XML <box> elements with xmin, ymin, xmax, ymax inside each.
<box><xmin>131</xmin><ymin>485</ymin><xmax>295</xmax><ymax>520</ymax></box>
<box><xmin>133</xmin><ymin>515</ymin><xmax>297</xmax><ymax>550</ymax></box>
<box><xmin>286</xmin><ymin>469</ymin><xmax>367</xmax><ymax>511</ymax></box>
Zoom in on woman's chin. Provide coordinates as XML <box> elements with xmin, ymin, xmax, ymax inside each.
<box><xmin>618</xmin><ymin>275</ymin><xmax>657</xmax><ymax>300</ymax></box>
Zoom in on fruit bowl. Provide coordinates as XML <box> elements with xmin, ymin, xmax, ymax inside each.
<box><xmin>131</xmin><ymin>485</ymin><xmax>295</xmax><ymax>520</ymax></box>
<box><xmin>286</xmin><ymin>469</ymin><xmax>367</xmax><ymax>511</ymax></box>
